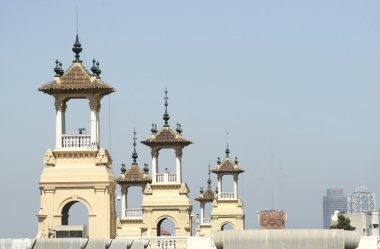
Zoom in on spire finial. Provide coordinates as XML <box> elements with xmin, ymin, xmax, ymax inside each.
<box><xmin>207</xmin><ymin>163</ymin><xmax>212</xmax><ymax>187</ymax></box>
<box><xmin>234</xmin><ymin>156</ymin><xmax>238</xmax><ymax>165</ymax></box>
<box><xmin>121</xmin><ymin>163</ymin><xmax>126</xmax><ymax>174</ymax></box>
<box><xmin>163</xmin><ymin>86</ymin><xmax>170</xmax><ymax>127</ymax></box>
<box><xmin>132</xmin><ymin>129</ymin><xmax>138</xmax><ymax>165</ymax></box>
<box><xmin>54</xmin><ymin>60</ymin><xmax>61</xmax><ymax>77</ymax></box>
<box><xmin>217</xmin><ymin>157</ymin><xmax>221</xmax><ymax>164</ymax></box>
<box><xmin>176</xmin><ymin>123</ymin><xmax>182</xmax><ymax>135</ymax></box>
<box><xmin>225</xmin><ymin>144</ymin><xmax>230</xmax><ymax>157</ymax></box>
<box><xmin>72</xmin><ymin>34</ymin><xmax>82</xmax><ymax>63</ymax></box>
<box><xmin>143</xmin><ymin>163</ymin><xmax>149</xmax><ymax>174</ymax></box>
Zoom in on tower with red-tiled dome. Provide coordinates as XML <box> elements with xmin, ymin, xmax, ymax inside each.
<box><xmin>138</xmin><ymin>88</ymin><xmax>193</xmax><ymax>237</ymax></box>
<box><xmin>210</xmin><ymin>146</ymin><xmax>245</xmax><ymax>231</ymax></box>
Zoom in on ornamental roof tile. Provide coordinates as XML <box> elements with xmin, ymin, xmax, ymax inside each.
<box><xmin>141</xmin><ymin>127</ymin><xmax>192</xmax><ymax>147</ymax></box>
<box><xmin>116</xmin><ymin>164</ymin><xmax>152</xmax><ymax>184</ymax></box>
<box><xmin>211</xmin><ymin>157</ymin><xmax>244</xmax><ymax>174</ymax></box>
<box><xmin>38</xmin><ymin>63</ymin><xmax>115</xmax><ymax>94</ymax></box>
<box><xmin>195</xmin><ymin>187</ymin><xmax>215</xmax><ymax>202</ymax></box>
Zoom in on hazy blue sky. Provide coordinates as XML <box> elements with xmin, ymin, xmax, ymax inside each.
<box><xmin>1</xmin><ymin>0</ymin><xmax>380</xmax><ymax>237</ymax></box>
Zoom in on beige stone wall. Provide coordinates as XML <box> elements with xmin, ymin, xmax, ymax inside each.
<box><xmin>37</xmin><ymin>149</ymin><xmax>116</xmax><ymax>239</ymax></box>
<box><xmin>211</xmin><ymin>199</ymin><xmax>245</xmax><ymax>231</ymax></box>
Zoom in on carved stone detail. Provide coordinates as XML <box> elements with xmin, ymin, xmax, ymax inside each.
<box><xmin>179</xmin><ymin>183</ymin><xmax>189</xmax><ymax>194</ymax></box>
<box><xmin>43</xmin><ymin>149</ymin><xmax>56</xmax><ymax>166</ymax></box>
<box><xmin>237</xmin><ymin>199</ymin><xmax>243</xmax><ymax>207</ymax></box>
<box><xmin>144</xmin><ymin>183</ymin><xmax>153</xmax><ymax>195</ymax></box>
<box><xmin>89</xmin><ymin>98</ymin><xmax>101</xmax><ymax>112</ymax></box>
<box><xmin>213</xmin><ymin>199</ymin><xmax>218</xmax><ymax>207</ymax></box>
<box><xmin>95</xmin><ymin>149</ymin><xmax>112</xmax><ymax>166</ymax></box>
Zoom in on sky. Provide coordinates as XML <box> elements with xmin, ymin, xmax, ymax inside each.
<box><xmin>1</xmin><ymin>0</ymin><xmax>380</xmax><ymax>237</ymax></box>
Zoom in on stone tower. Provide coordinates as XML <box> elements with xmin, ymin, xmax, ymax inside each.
<box><xmin>37</xmin><ymin>35</ymin><xmax>116</xmax><ymax>238</ymax></box>
<box><xmin>211</xmin><ymin>146</ymin><xmax>245</xmax><ymax>230</ymax></box>
<box><xmin>195</xmin><ymin>165</ymin><xmax>216</xmax><ymax>236</ymax></box>
<box><xmin>140</xmin><ymin>89</ymin><xmax>193</xmax><ymax>237</ymax></box>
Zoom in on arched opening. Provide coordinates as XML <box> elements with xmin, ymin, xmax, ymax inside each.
<box><xmin>157</xmin><ymin>218</ymin><xmax>176</xmax><ymax>237</ymax></box>
<box><xmin>124</xmin><ymin>186</ymin><xmax>144</xmax><ymax>219</ymax></box>
<box><xmin>221</xmin><ymin>223</ymin><xmax>234</xmax><ymax>231</ymax></box>
<box><xmin>64</xmin><ymin>99</ymin><xmax>90</xmax><ymax>135</ymax></box>
<box><xmin>221</xmin><ymin>175</ymin><xmax>234</xmax><ymax>193</ymax></box>
<box><xmin>61</xmin><ymin>201</ymin><xmax>89</xmax><ymax>237</ymax></box>
<box><xmin>157</xmin><ymin>149</ymin><xmax>176</xmax><ymax>174</ymax></box>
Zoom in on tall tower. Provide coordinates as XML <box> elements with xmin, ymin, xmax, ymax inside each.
<box><xmin>195</xmin><ymin>165</ymin><xmax>215</xmax><ymax>236</ymax></box>
<box><xmin>211</xmin><ymin>146</ymin><xmax>245</xmax><ymax>231</ymax></box>
<box><xmin>322</xmin><ymin>189</ymin><xmax>347</xmax><ymax>229</ymax></box>
<box><xmin>140</xmin><ymin>89</ymin><xmax>193</xmax><ymax>236</ymax></box>
<box><xmin>37</xmin><ymin>36</ymin><xmax>116</xmax><ymax>238</ymax></box>
<box><xmin>348</xmin><ymin>186</ymin><xmax>376</xmax><ymax>214</ymax></box>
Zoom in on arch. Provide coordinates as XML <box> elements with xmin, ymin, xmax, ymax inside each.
<box><xmin>58</xmin><ymin>196</ymin><xmax>93</xmax><ymax>216</ymax></box>
<box><xmin>60</xmin><ymin>200</ymin><xmax>90</xmax><ymax>226</ymax></box>
<box><xmin>221</xmin><ymin>222</ymin><xmax>234</xmax><ymax>231</ymax></box>
<box><xmin>155</xmin><ymin>216</ymin><xmax>177</xmax><ymax>236</ymax></box>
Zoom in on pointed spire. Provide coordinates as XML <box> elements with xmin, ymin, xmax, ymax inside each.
<box><xmin>200</xmin><ymin>187</ymin><xmax>204</xmax><ymax>194</ymax></box>
<box><xmin>151</xmin><ymin>123</ymin><xmax>158</xmax><ymax>135</ymax></box>
<box><xmin>72</xmin><ymin>34</ymin><xmax>82</xmax><ymax>63</ymax></box>
<box><xmin>217</xmin><ymin>157</ymin><xmax>221</xmax><ymax>164</ymax></box>
<box><xmin>234</xmin><ymin>156</ymin><xmax>238</xmax><ymax>165</ymax></box>
<box><xmin>207</xmin><ymin>164</ymin><xmax>212</xmax><ymax>187</ymax></box>
<box><xmin>163</xmin><ymin>86</ymin><xmax>170</xmax><ymax>127</ymax></box>
<box><xmin>225</xmin><ymin>144</ymin><xmax>230</xmax><ymax>157</ymax></box>
<box><xmin>58</xmin><ymin>62</ymin><xmax>64</xmax><ymax>76</ymax></box>
<box><xmin>91</xmin><ymin>59</ymin><xmax>97</xmax><ymax>76</ymax></box>
<box><xmin>132</xmin><ymin>129</ymin><xmax>138</xmax><ymax>165</ymax></box>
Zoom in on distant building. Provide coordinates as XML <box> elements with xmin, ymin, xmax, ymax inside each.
<box><xmin>323</xmin><ymin>189</ymin><xmax>348</xmax><ymax>229</ymax></box>
<box><xmin>348</xmin><ymin>186</ymin><xmax>376</xmax><ymax>214</ymax></box>
<box><xmin>258</xmin><ymin>210</ymin><xmax>287</xmax><ymax>229</ymax></box>
<box><xmin>345</xmin><ymin>212</ymin><xmax>380</xmax><ymax>236</ymax></box>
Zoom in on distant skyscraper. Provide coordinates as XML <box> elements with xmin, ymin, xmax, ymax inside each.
<box><xmin>323</xmin><ymin>189</ymin><xmax>348</xmax><ymax>229</ymax></box>
<box><xmin>348</xmin><ymin>186</ymin><xmax>376</xmax><ymax>214</ymax></box>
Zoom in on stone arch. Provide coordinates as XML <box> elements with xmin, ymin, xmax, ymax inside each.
<box><xmin>58</xmin><ymin>196</ymin><xmax>93</xmax><ymax>217</ymax></box>
<box><xmin>221</xmin><ymin>222</ymin><xmax>234</xmax><ymax>231</ymax></box>
<box><xmin>59</xmin><ymin>199</ymin><xmax>92</xmax><ymax>226</ymax></box>
<box><xmin>155</xmin><ymin>216</ymin><xmax>177</xmax><ymax>236</ymax></box>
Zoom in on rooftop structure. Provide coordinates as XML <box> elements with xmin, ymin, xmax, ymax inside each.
<box><xmin>323</xmin><ymin>189</ymin><xmax>348</xmax><ymax>229</ymax></box>
<box><xmin>348</xmin><ymin>186</ymin><xmax>376</xmax><ymax>214</ymax></box>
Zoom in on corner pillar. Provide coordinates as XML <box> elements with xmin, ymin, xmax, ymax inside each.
<box><xmin>175</xmin><ymin>147</ymin><xmax>183</xmax><ymax>183</ymax></box>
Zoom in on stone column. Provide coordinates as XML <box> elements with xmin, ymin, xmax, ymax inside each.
<box><xmin>55</xmin><ymin>100</ymin><xmax>66</xmax><ymax>149</ymax></box>
<box><xmin>121</xmin><ymin>187</ymin><xmax>127</xmax><ymax>218</ymax></box>
<box><xmin>175</xmin><ymin>148</ymin><xmax>183</xmax><ymax>183</ymax></box>
<box><xmin>151</xmin><ymin>149</ymin><xmax>159</xmax><ymax>183</ymax></box>
<box><xmin>200</xmin><ymin>203</ymin><xmax>204</xmax><ymax>225</ymax></box>
<box><xmin>218</xmin><ymin>175</ymin><xmax>222</xmax><ymax>199</ymax></box>
<box><xmin>233</xmin><ymin>175</ymin><xmax>238</xmax><ymax>199</ymax></box>
<box><xmin>89</xmin><ymin>99</ymin><xmax>101</xmax><ymax>148</ymax></box>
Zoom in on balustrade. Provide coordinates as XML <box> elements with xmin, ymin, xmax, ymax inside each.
<box><xmin>125</xmin><ymin>209</ymin><xmax>143</xmax><ymax>219</ymax></box>
<box><xmin>220</xmin><ymin>192</ymin><xmax>235</xmax><ymax>199</ymax></box>
<box><xmin>202</xmin><ymin>218</ymin><xmax>212</xmax><ymax>224</ymax></box>
<box><xmin>146</xmin><ymin>237</ymin><xmax>187</xmax><ymax>249</ymax></box>
<box><xmin>62</xmin><ymin>135</ymin><xmax>92</xmax><ymax>149</ymax></box>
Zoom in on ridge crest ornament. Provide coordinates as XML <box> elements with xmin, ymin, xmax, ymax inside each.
<box><xmin>95</xmin><ymin>148</ymin><xmax>112</xmax><ymax>166</ymax></box>
<box><xmin>179</xmin><ymin>183</ymin><xmax>189</xmax><ymax>194</ymax></box>
<box><xmin>144</xmin><ymin>183</ymin><xmax>153</xmax><ymax>195</ymax></box>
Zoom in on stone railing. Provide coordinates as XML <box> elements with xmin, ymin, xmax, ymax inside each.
<box><xmin>62</xmin><ymin>135</ymin><xmax>92</xmax><ymax>149</ymax></box>
<box><xmin>146</xmin><ymin>237</ymin><xmax>187</xmax><ymax>249</ymax></box>
<box><xmin>220</xmin><ymin>192</ymin><xmax>235</xmax><ymax>199</ymax></box>
<box><xmin>156</xmin><ymin>173</ymin><xmax>177</xmax><ymax>183</ymax></box>
<box><xmin>125</xmin><ymin>209</ymin><xmax>143</xmax><ymax>219</ymax></box>
<box><xmin>202</xmin><ymin>218</ymin><xmax>212</xmax><ymax>224</ymax></box>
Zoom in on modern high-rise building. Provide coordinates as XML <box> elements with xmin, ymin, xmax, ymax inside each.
<box><xmin>348</xmin><ymin>186</ymin><xmax>376</xmax><ymax>214</ymax></box>
<box><xmin>323</xmin><ymin>189</ymin><xmax>348</xmax><ymax>229</ymax></box>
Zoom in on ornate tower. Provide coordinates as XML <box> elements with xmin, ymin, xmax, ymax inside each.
<box><xmin>210</xmin><ymin>146</ymin><xmax>245</xmax><ymax>231</ymax></box>
<box><xmin>116</xmin><ymin>130</ymin><xmax>152</xmax><ymax>237</ymax></box>
<box><xmin>37</xmin><ymin>35</ymin><xmax>116</xmax><ymax>238</ymax></box>
<box><xmin>195</xmin><ymin>165</ymin><xmax>216</xmax><ymax>236</ymax></box>
<box><xmin>140</xmin><ymin>89</ymin><xmax>193</xmax><ymax>237</ymax></box>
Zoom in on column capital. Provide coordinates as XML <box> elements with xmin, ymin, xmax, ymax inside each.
<box><xmin>54</xmin><ymin>99</ymin><xmax>67</xmax><ymax>112</ymax></box>
<box><xmin>151</xmin><ymin>148</ymin><xmax>159</xmax><ymax>158</ymax></box>
<box><xmin>175</xmin><ymin>147</ymin><xmax>183</xmax><ymax>157</ymax></box>
<box><xmin>233</xmin><ymin>175</ymin><xmax>239</xmax><ymax>181</ymax></box>
<box><xmin>89</xmin><ymin>98</ymin><xmax>101</xmax><ymax>112</ymax></box>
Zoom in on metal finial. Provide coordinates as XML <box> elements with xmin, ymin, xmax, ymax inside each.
<box><xmin>176</xmin><ymin>123</ymin><xmax>182</xmax><ymax>135</ymax></box>
<box><xmin>96</xmin><ymin>61</ymin><xmax>101</xmax><ymax>78</ymax></box>
<box><xmin>121</xmin><ymin>163</ymin><xmax>126</xmax><ymax>174</ymax></box>
<box><xmin>72</xmin><ymin>34</ymin><xmax>82</xmax><ymax>63</ymax></box>
<box><xmin>143</xmin><ymin>163</ymin><xmax>149</xmax><ymax>173</ymax></box>
<box><xmin>151</xmin><ymin>123</ymin><xmax>158</xmax><ymax>135</ymax></box>
<box><xmin>58</xmin><ymin>62</ymin><xmax>64</xmax><ymax>76</ymax></box>
<box><xmin>215</xmin><ymin>186</ymin><xmax>218</xmax><ymax>194</ymax></box>
<box><xmin>91</xmin><ymin>59</ymin><xmax>97</xmax><ymax>76</ymax></box>
<box><xmin>163</xmin><ymin>86</ymin><xmax>170</xmax><ymax>127</ymax></box>
<box><xmin>225</xmin><ymin>144</ymin><xmax>230</xmax><ymax>157</ymax></box>
<box><xmin>132</xmin><ymin>129</ymin><xmax>138</xmax><ymax>165</ymax></box>
<box><xmin>200</xmin><ymin>187</ymin><xmax>204</xmax><ymax>194</ymax></box>
<box><xmin>207</xmin><ymin>164</ymin><xmax>211</xmax><ymax>187</ymax></box>
<box><xmin>217</xmin><ymin>157</ymin><xmax>221</xmax><ymax>164</ymax></box>
<box><xmin>234</xmin><ymin>157</ymin><xmax>238</xmax><ymax>165</ymax></box>
<box><xmin>54</xmin><ymin>60</ymin><xmax>61</xmax><ymax>77</ymax></box>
